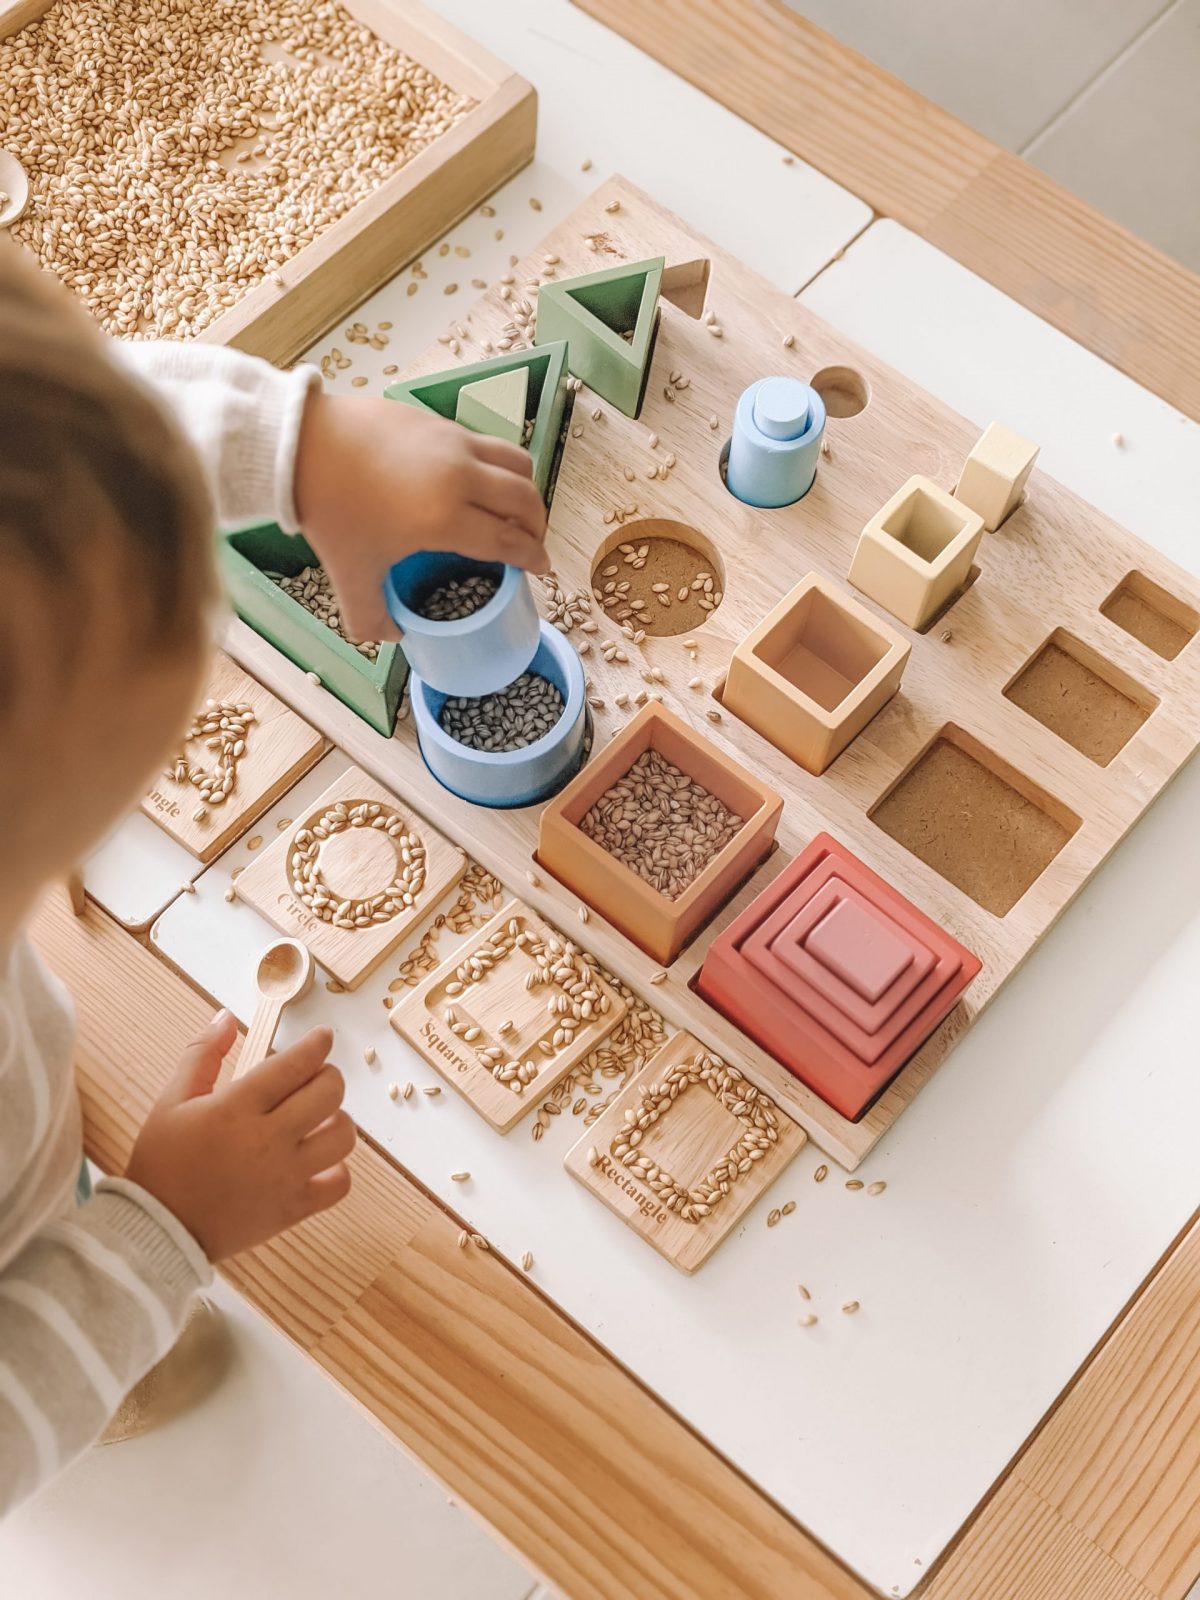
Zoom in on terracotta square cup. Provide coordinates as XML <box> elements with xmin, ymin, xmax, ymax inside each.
<box><xmin>537</xmin><ymin>702</ymin><xmax>784</xmax><ymax>965</ymax></box>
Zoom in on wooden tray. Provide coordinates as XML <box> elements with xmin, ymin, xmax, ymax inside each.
<box><xmin>226</xmin><ymin>175</ymin><xmax>1200</xmax><ymax>1168</ymax></box>
<box><xmin>0</xmin><ymin>0</ymin><xmax>534</xmax><ymax>367</ymax></box>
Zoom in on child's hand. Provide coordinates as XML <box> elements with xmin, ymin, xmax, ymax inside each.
<box><xmin>125</xmin><ymin>1010</ymin><xmax>355</xmax><ymax>1262</ymax></box>
<box><xmin>294</xmin><ymin>391</ymin><xmax>551</xmax><ymax>645</ymax></box>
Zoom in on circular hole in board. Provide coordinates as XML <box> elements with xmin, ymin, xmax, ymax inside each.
<box><xmin>810</xmin><ymin>364</ymin><xmax>870</xmax><ymax>419</ymax></box>
<box><xmin>589</xmin><ymin>518</ymin><xmax>725</xmax><ymax>637</ymax></box>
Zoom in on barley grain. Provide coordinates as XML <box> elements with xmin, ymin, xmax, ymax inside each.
<box><xmin>814</xmin><ymin>1164</ymin><xmax>828</xmax><ymax>1183</ymax></box>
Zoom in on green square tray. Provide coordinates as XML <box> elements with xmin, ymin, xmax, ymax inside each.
<box><xmin>218</xmin><ymin>521</ymin><xmax>408</xmax><ymax>736</ymax></box>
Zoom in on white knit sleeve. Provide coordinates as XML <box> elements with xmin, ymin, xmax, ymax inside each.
<box><xmin>111</xmin><ymin>340</ymin><xmax>321</xmax><ymax>533</ymax></box>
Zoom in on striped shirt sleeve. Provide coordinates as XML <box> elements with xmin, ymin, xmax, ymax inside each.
<box><xmin>0</xmin><ymin>1178</ymin><xmax>210</xmax><ymax>1514</ymax></box>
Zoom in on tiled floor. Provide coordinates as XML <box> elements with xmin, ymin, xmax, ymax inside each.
<box><xmin>787</xmin><ymin>0</ymin><xmax>1200</xmax><ymax>272</ymax></box>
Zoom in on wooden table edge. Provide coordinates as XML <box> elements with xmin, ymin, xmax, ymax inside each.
<box><xmin>567</xmin><ymin>0</ymin><xmax>1200</xmax><ymax>427</ymax></box>
<box><xmin>33</xmin><ymin>892</ymin><xmax>1199</xmax><ymax>1598</ymax></box>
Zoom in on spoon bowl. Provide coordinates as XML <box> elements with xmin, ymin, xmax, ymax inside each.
<box><xmin>0</xmin><ymin>150</ymin><xmax>30</xmax><ymax>229</ymax></box>
<box><xmin>255</xmin><ymin>938</ymin><xmax>313</xmax><ymax>1003</ymax></box>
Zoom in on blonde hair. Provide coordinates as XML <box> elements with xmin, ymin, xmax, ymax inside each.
<box><xmin>0</xmin><ymin>237</ymin><xmax>216</xmax><ymax>714</ymax></box>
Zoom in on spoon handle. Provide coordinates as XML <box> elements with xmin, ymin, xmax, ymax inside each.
<box><xmin>236</xmin><ymin>994</ymin><xmax>287</xmax><ymax>1080</ymax></box>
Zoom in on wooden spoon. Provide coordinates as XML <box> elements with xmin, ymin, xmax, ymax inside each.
<box><xmin>0</xmin><ymin>150</ymin><xmax>30</xmax><ymax>228</ymax></box>
<box><xmin>234</xmin><ymin>938</ymin><xmax>315</xmax><ymax>1080</ymax></box>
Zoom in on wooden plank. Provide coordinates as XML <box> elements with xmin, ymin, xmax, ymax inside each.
<box><xmin>567</xmin><ymin>0</ymin><xmax>1200</xmax><ymax>424</ymax></box>
<box><xmin>227</xmin><ymin>176</ymin><xmax>1200</xmax><ymax>1170</ymax></box>
<box><xmin>29</xmin><ymin>891</ymin><xmax>866</xmax><ymax>1600</ymax></box>
<box><xmin>0</xmin><ymin>0</ymin><xmax>51</xmax><ymax>39</ymax></box>
<box><xmin>1013</xmin><ymin>1218</ymin><xmax>1200</xmax><ymax>1600</ymax></box>
<box><xmin>925</xmin><ymin>1477</ymin><xmax>1157</xmax><ymax>1600</ymax></box>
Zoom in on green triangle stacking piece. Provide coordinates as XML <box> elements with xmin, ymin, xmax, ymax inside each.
<box><xmin>534</xmin><ymin>256</ymin><xmax>664</xmax><ymax>418</ymax></box>
<box><xmin>384</xmin><ymin>342</ymin><xmax>569</xmax><ymax>502</ymax></box>
<box><xmin>454</xmin><ymin>366</ymin><xmax>529</xmax><ymax>445</ymax></box>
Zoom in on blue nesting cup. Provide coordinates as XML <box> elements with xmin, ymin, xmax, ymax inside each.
<box><xmin>383</xmin><ymin>552</ymin><xmax>540</xmax><ymax>698</ymax></box>
<box><xmin>410</xmin><ymin>621</ymin><xmax>588</xmax><ymax>808</ymax></box>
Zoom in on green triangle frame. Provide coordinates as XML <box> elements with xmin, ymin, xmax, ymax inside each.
<box><xmin>384</xmin><ymin>341</ymin><xmax>569</xmax><ymax>501</ymax></box>
<box><xmin>534</xmin><ymin>256</ymin><xmax>663</xmax><ymax>418</ymax></box>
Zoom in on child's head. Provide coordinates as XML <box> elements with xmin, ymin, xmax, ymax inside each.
<box><xmin>1</xmin><ymin>241</ymin><xmax>217</xmax><ymax>929</ymax></box>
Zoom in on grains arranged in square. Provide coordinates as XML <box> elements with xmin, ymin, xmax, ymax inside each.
<box><xmin>234</xmin><ymin>765</ymin><xmax>466</xmax><ymax>989</ymax></box>
<box><xmin>564</xmin><ymin>1031</ymin><xmax>805</xmax><ymax>1274</ymax></box>
<box><xmin>393</xmin><ymin>900</ymin><xmax>627</xmax><ymax>1132</ymax></box>
<box><xmin>141</xmin><ymin>651</ymin><xmax>324</xmax><ymax>863</ymax></box>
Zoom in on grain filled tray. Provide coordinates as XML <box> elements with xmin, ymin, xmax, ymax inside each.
<box><xmin>0</xmin><ymin>0</ymin><xmax>534</xmax><ymax>363</ymax></box>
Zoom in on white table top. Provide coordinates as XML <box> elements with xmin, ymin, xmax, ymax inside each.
<box><xmin>105</xmin><ymin>15</ymin><xmax>1200</xmax><ymax>1599</ymax></box>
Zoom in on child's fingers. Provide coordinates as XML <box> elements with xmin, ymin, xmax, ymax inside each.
<box><xmin>301</xmin><ymin>1162</ymin><xmax>353</xmax><ymax>1215</ymax></box>
<box><xmin>237</xmin><ymin>1025</ymin><xmax>334</xmax><ymax>1112</ymax></box>
<box><xmin>453</xmin><ymin>507</ymin><xmax>550</xmax><ymax>573</ymax></box>
<box><xmin>274</xmin><ymin>1061</ymin><xmax>346</xmax><ymax>1137</ymax></box>
<box><xmin>467</xmin><ymin>461</ymin><xmax>547</xmax><ymax>539</ymax></box>
<box><xmin>161</xmin><ymin>1009</ymin><xmax>237</xmax><ymax>1105</ymax></box>
<box><xmin>468</xmin><ymin>432</ymin><xmax>535</xmax><ymax>478</ymax></box>
<box><xmin>295</xmin><ymin>1110</ymin><xmax>357</xmax><ymax>1177</ymax></box>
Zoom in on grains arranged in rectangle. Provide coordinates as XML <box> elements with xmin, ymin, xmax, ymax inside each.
<box><xmin>564</xmin><ymin>1031</ymin><xmax>805</xmax><ymax>1273</ymax></box>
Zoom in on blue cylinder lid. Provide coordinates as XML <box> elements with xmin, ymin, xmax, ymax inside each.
<box><xmin>752</xmin><ymin>376</ymin><xmax>810</xmax><ymax>441</ymax></box>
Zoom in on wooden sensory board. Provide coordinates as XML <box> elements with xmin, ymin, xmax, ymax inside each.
<box><xmin>227</xmin><ymin>175</ymin><xmax>1200</xmax><ymax>1170</ymax></box>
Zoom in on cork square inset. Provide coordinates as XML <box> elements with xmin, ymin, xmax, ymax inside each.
<box><xmin>564</xmin><ymin>1031</ymin><xmax>805</xmax><ymax>1274</ymax></box>
<box><xmin>392</xmin><ymin>900</ymin><xmax>627</xmax><ymax>1132</ymax></box>
<box><xmin>142</xmin><ymin>651</ymin><xmax>325</xmax><ymax>863</ymax></box>
<box><xmin>1003</xmin><ymin>629</ymin><xmax>1157</xmax><ymax>766</ymax></box>
<box><xmin>870</xmin><ymin>724</ymin><xmax>1081</xmax><ymax>917</ymax></box>
<box><xmin>234</xmin><ymin>765</ymin><xmax>466</xmax><ymax>990</ymax></box>
<box><xmin>1100</xmin><ymin>570</ymin><xmax>1198</xmax><ymax>662</ymax></box>
<box><xmin>697</xmin><ymin>835</ymin><xmax>982</xmax><ymax>1121</ymax></box>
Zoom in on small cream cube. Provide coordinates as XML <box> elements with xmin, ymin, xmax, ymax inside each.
<box><xmin>953</xmin><ymin>422</ymin><xmax>1039</xmax><ymax>531</ymax></box>
<box><xmin>848</xmin><ymin>476</ymin><xmax>984</xmax><ymax>632</ymax></box>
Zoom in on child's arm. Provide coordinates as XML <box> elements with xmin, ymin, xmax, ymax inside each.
<box><xmin>113</xmin><ymin>341</ymin><xmax>549</xmax><ymax>644</ymax></box>
<box><xmin>0</xmin><ymin>1011</ymin><xmax>352</xmax><ymax>1515</ymax></box>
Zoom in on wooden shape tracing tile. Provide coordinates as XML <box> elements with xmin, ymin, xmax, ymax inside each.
<box><xmin>392</xmin><ymin>899</ymin><xmax>627</xmax><ymax>1132</ymax></box>
<box><xmin>141</xmin><ymin>650</ymin><xmax>324</xmax><ymax>863</ymax></box>
<box><xmin>564</xmin><ymin>1031</ymin><xmax>805</xmax><ymax>1274</ymax></box>
<box><xmin>234</xmin><ymin>765</ymin><xmax>466</xmax><ymax>990</ymax></box>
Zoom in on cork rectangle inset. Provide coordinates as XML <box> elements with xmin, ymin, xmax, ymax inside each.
<box><xmin>1101</xmin><ymin>571</ymin><xmax>1199</xmax><ymax>661</ymax></box>
<box><xmin>1004</xmin><ymin>630</ymin><xmax>1156</xmax><ymax>765</ymax></box>
<box><xmin>869</xmin><ymin>726</ymin><xmax>1081</xmax><ymax>917</ymax></box>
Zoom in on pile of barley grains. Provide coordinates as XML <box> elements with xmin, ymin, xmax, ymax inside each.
<box><xmin>269</xmin><ymin>565</ymin><xmax>380</xmax><ymax>660</ymax></box>
<box><xmin>579</xmin><ymin>748</ymin><xmax>743</xmax><ymax>899</ymax></box>
<box><xmin>440</xmin><ymin>673</ymin><xmax>563</xmax><ymax>752</ymax></box>
<box><xmin>0</xmin><ymin>0</ymin><xmax>474</xmax><ymax>338</ymax></box>
<box><xmin>419</xmin><ymin>573</ymin><xmax>498</xmax><ymax>622</ymax></box>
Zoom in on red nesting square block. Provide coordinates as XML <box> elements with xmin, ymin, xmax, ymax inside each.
<box><xmin>697</xmin><ymin>834</ymin><xmax>981</xmax><ymax>1120</ymax></box>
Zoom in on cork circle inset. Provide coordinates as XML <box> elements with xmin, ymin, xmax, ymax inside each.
<box><xmin>589</xmin><ymin>517</ymin><xmax>725</xmax><ymax>637</ymax></box>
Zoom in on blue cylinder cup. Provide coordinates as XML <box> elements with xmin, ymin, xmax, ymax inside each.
<box><xmin>410</xmin><ymin>621</ymin><xmax>589</xmax><ymax>809</ymax></box>
<box><xmin>725</xmin><ymin>376</ymin><xmax>827</xmax><ymax>509</ymax></box>
<box><xmin>383</xmin><ymin>552</ymin><xmax>540</xmax><ymax>698</ymax></box>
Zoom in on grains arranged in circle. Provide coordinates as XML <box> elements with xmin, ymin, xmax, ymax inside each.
<box><xmin>419</xmin><ymin>574</ymin><xmax>498</xmax><ymax>622</ymax></box>
<box><xmin>269</xmin><ymin>566</ymin><xmax>380</xmax><ymax>661</ymax></box>
<box><xmin>440</xmin><ymin>672</ymin><xmax>564</xmax><ymax>752</ymax></box>
<box><xmin>289</xmin><ymin>800</ymin><xmax>425</xmax><ymax>929</ymax></box>
<box><xmin>579</xmin><ymin>749</ymin><xmax>743</xmax><ymax>900</ymax></box>
<box><xmin>0</xmin><ymin>0</ymin><xmax>475</xmax><ymax>339</ymax></box>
